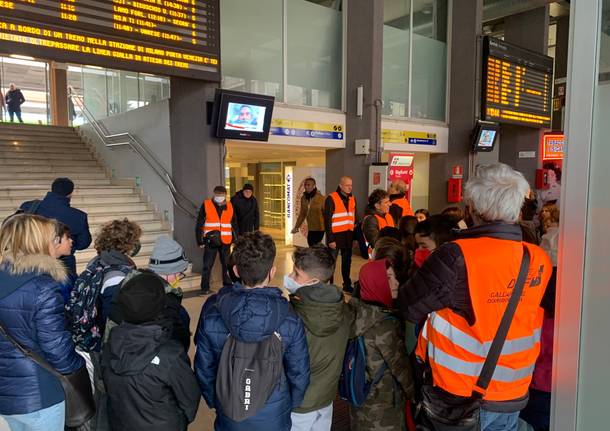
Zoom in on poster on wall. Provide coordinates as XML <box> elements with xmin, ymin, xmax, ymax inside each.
<box><xmin>388</xmin><ymin>153</ymin><xmax>415</xmax><ymax>201</ymax></box>
<box><xmin>285</xmin><ymin>167</ymin><xmax>326</xmax><ymax>247</ymax></box>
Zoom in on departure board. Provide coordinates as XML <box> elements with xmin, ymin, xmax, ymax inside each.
<box><xmin>0</xmin><ymin>0</ymin><xmax>219</xmax><ymax>80</ymax></box>
<box><xmin>482</xmin><ymin>36</ymin><xmax>553</xmax><ymax>128</ymax></box>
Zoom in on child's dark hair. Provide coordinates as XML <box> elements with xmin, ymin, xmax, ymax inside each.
<box><xmin>374</xmin><ymin>237</ymin><xmax>409</xmax><ymax>283</ymax></box>
<box><xmin>414</xmin><ymin>214</ymin><xmax>459</xmax><ymax>248</ymax></box>
<box><xmin>293</xmin><ymin>244</ymin><xmax>336</xmax><ymax>283</ymax></box>
<box><xmin>414</xmin><ymin>208</ymin><xmax>430</xmax><ymax>220</ymax></box>
<box><xmin>399</xmin><ymin>215</ymin><xmax>418</xmax><ymax>252</ymax></box>
<box><xmin>231</xmin><ymin>231</ymin><xmax>276</xmax><ymax>286</ymax></box>
<box><xmin>441</xmin><ymin>206</ymin><xmax>464</xmax><ymax>220</ymax></box>
<box><xmin>56</xmin><ymin>222</ymin><xmax>71</xmax><ymax>241</ymax></box>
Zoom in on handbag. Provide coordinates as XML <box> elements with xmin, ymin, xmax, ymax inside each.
<box><xmin>0</xmin><ymin>322</ymin><xmax>95</xmax><ymax>428</ymax></box>
<box><xmin>415</xmin><ymin>245</ymin><xmax>531</xmax><ymax>431</ymax></box>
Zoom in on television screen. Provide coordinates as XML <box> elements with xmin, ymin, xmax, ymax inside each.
<box><xmin>213</xmin><ymin>90</ymin><xmax>275</xmax><ymax>141</ymax></box>
<box><xmin>473</xmin><ymin>123</ymin><xmax>500</xmax><ymax>152</ymax></box>
<box><xmin>225</xmin><ymin>103</ymin><xmax>267</xmax><ymax>133</ymax></box>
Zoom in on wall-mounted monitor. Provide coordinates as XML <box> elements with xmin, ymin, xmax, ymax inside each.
<box><xmin>482</xmin><ymin>36</ymin><xmax>553</xmax><ymax>128</ymax></box>
<box><xmin>473</xmin><ymin>122</ymin><xmax>500</xmax><ymax>152</ymax></box>
<box><xmin>213</xmin><ymin>90</ymin><xmax>275</xmax><ymax>141</ymax></box>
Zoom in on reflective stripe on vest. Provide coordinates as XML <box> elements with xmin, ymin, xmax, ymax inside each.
<box><xmin>330</xmin><ymin>192</ymin><xmax>355</xmax><ymax>233</ymax></box>
<box><xmin>394</xmin><ymin>197</ymin><xmax>414</xmax><ymax>217</ymax></box>
<box><xmin>415</xmin><ymin>238</ymin><xmax>552</xmax><ymax>401</ymax></box>
<box><xmin>203</xmin><ymin>200</ymin><xmax>234</xmax><ymax>244</ymax></box>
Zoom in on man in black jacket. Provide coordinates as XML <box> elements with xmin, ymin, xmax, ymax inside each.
<box><xmin>19</xmin><ymin>177</ymin><xmax>91</xmax><ymax>276</ymax></box>
<box><xmin>231</xmin><ymin>183</ymin><xmax>260</xmax><ymax>237</ymax></box>
<box><xmin>324</xmin><ymin>176</ymin><xmax>357</xmax><ymax>293</ymax></box>
<box><xmin>5</xmin><ymin>83</ymin><xmax>25</xmax><ymax>123</ymax></box>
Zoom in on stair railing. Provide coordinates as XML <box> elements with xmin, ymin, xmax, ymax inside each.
<box><xmin>70</xmin><ymin>93</ymin><xmax>199</xmax><ymax>220</ymax></box>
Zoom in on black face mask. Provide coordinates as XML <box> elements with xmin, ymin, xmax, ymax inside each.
<box><xmin>130</xmin><ymin>240</ymin><xmax>142</xmax><ymax>257</ymax></box>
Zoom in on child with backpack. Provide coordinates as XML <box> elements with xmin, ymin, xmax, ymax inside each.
<box><xmin>286</xmin><ymin>245</ymin><xmax>353</xmax><ymax>431</ymax></box>
<box><xmin>349</xmin><ymin>259</ymin><xmax>414</xmax><ymax>431</ymax></box>
<box><xmin>195</xmin><ymin>231</ymin><xmax>310</xmax><ymax>431</ymax></box>
<box><xmin>102</xmin><ymin>272</ymin><xmax>200</xmax><ymax>431</ymax></box>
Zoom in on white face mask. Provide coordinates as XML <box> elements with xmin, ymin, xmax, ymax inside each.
<box><xmin>213</xmin><ymin>195</ymin><xmax>226</xmax><ymax>204</ymax></box>
<box><xmin>283</xmin><ymin>274</ymin><xmax>320</xmax><ymax>294</ymax></box>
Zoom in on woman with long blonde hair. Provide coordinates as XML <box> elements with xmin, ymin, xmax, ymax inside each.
<box><xmin>0</xmin><ymin>214</ymin><xmax>84</xmax><ymax>430</ymax></box>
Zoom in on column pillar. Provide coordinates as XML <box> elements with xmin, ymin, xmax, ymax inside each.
<box><xmin>326</xmin><ymin>0</ymin><xmax>383</xmax><ymax>214</ymax></box>
<box><xmin>428</xmin><ymin>0</ymin><xmax>483</xmax><ymax>212</ymax></box>
<box><xmin>169</xmin><ymin>77</ymin><xmax>222</xmax><ymax>273</ymax></box>
<box><xmin>49</xmin><ymin>62</ymin><xmax>69</xmax><ymax>126</ymax></box>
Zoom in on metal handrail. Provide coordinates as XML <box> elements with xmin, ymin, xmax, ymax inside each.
<box><xmin>70</xmin><ymin>94</ymin><xmax>199</xmax><ymax>219</ymax></box>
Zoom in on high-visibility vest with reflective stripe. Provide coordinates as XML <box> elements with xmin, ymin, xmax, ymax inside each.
<box><xmin>202</xmin><ymin>200</ymin><xmax>233</xmax><ymax>245</ymax></box>
<box><xmin>393</xmin><ymin>196</ymin><xmax>414</xmax><ymax>218</ymax></box>
<box><xmin>330</xmin><ymin>192</ymin><xmax>356</xmax><ymax>233</ymax></box>
<box><xmin>415</xmin><ymin>237</ymin><xmax>551</xmax><ymax>401</ymax></box>
<box><xmin>365</xmin><ymin>213</ymin><xmax>395</xmax><ymax>259</ymax></box>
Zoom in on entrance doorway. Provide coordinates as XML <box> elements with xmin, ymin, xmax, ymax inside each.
<box><xmin>0</xmin><ymin>55</ymin><xmax>49</xmax><ymax>124</ymax></box>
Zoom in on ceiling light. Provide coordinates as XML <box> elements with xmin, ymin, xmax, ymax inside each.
<box><xmin>9</xmin><ymin>54</ymin><xmax>35</xmax><ymax>61</ymax></box>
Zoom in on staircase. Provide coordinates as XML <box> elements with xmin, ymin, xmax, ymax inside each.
<box><xmin>0</xmin><ymin>123</ymin><xmax>200</xmax><ymax>290</ymax></box>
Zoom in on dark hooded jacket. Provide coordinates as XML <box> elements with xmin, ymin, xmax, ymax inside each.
<box><xmin>20</xmin><ymin>192</ymin><xmax>91</xmax><ymax>275</ymax></box>
<box><xmin>194</xmin><ymin>283</ymin><xmax>310</xmax><ymax>431</ymax></box>
<box><xmin>231</xmin><ymin>190</ymin><xmax>260</xmax><ymax>236</ymax></box>
<box><xmin>290</xmin><ymin>283</ymin><xmax>353</xmax><ymax>413</ymax></box>
<box><xmin>0</xmin><ymin>255</ymin><xmax>84</xmax><ymax>415</ymax></box>
<box><xmin>101</xmin><ymin>322</ymin><xmax>200</xmax><ymax>431</ymax></box>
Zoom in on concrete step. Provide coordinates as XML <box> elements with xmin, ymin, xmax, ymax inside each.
<box><xmin>76</xmin><ymin>253</ymin><xmax>151</xmax><ymax>269</ymax></box>
<box><xmin>0</xmin><ymin>172</ymin><xmax>107</xmax><ymax>180</ymax></box>
<box><xmin>0</xmin><ymin>136</ymin><xmax>84</xmax><ymax>145</ymax></box>
<box><xmin>0</xmin><ymin>201</ymin><xmax>150</xmax><ymax>215</ymax></box>
<box><xmin>0</xmin><ymin>165</ymin><xmax>104</xmax><ymax>173</ymax></box>
<box><xmin>0</xmin><ymin>151</ymin><xmax>94</xmax><ymax>160</ymax></box>
<box><xmin>0</xmin><ymin>194</ymin><xmax>141</xmax><ymax>205</ymax></box>
<box><xmin>0</xmin><ymin>131</ymin><xmax>81</xmax><ymax>140</ymax></box>
<box><xmin>0</xmin><ymin>185</ymin><xmax>137</xmax><ymax>198</ymax></box>
<box><xmin>0</xmin><ymin>178</ymin><xmax>111</xmax><ymax>187</ymax></box>
<box><xmin>0</xmin><ymin>124</ymin><xmax>74</xmax><ymax>133</ymax></box>
<box><xmin>0</xmin><ymin>158</ymin><xmax>100</xmax><ymax>167</ymax></box>
<box><xmin>1</xmin><ymin>145</ymin><xmax>91</xmax><ymax>154</ymax></box>
<box><xmin>0</xmin><ymin>140</ymin><xmax>87</xmax><ymax>148</ymax></box>
<box><xmin>87</xmin><ymin>211</ymin><xmax>157</xmax><ymax>225</ymax></box>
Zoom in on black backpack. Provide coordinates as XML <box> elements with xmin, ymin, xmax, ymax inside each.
<box><xmin>215</xmin><ymin>331</ymin><xmax>284</xmax><ymax>422</ymax></box>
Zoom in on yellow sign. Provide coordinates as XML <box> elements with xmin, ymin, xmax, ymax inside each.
<box><xmin>381</xmin><ymin>130</ymin><xmax>437</xmax><ymax>146</ymax></box>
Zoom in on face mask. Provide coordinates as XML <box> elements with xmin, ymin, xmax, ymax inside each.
<box><xmin>213</xmin><ymin>196</ymin><xmax>225</xmax><ymax>204</ymax></box>
<box><xmin>130</xmin><ymin>241</ymin><xmax>141</xmax><ymax>257</ymax></box>
<box><xmin>283</xmin><ymin>274</ymin><xmax>302</xmax><ymax>294</ymax></box>
<box><xmin>414</xmin><ymin>248</ymin><xmax>431</xmax><ymax>267</ymax></box>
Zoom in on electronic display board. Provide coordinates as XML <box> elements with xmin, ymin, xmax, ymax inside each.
<box><xmin>0</xmin><ymin>0</ymin><xmax>219</xmax><ymax>80</ymax></box>
<box><xmin>482</xmin><ymin>36</ymin><xmax>553</xmax><ymax>128</ymax></box>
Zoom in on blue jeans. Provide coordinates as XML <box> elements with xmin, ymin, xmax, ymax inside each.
<box><xmin>2</xmin><ymin>401</ymin><xmax>65</xmax><ymax>431</ymax></box>
<box><xmin>480</xmin><ymin>409</ymin><xmax>519</xmax><ymax>431</ymax></box>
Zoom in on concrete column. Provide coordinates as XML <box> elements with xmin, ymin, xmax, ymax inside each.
<box><xmin>428</xmin><ymin>0</ymin><xmax>483</xmax><ymax>212</ymax></box>
<box><xmin>326</xmin><ymin>0</ymin><xmax>383</xmax><ymax>216</ymax></box>
<box><xmin>552</xmin><ymin>15</ymin><xmax>569</xmax><ymax>131</ymax></box>
<box><xmin>169</xmin><ymin>77</ymin><xmax>222</xmax><ymax>273</ymax></box>
<box><xmin>500</xmin><ymin>6</ymin><xmax>549</xmax><ymax>184</ymax></box>
<box><xmin>49</xmin><ymin>62</ymin><xmax>69</xmax><ymax>126</ymax></box>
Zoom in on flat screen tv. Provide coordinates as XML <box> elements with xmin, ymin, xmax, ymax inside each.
<box><xmin>473</xmin><ymin>122</ymin><xmax>500</xmax><ymax>152</ymax></box>
<box><xmin>213</xmin><ymin>90</ymin><xmax>275</xmax><ymax>141</ymax></box>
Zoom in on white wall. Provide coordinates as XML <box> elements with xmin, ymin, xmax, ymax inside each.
<box><xmin>79</xmin><ymin>100</ymin><xmax>174</xmax><ymax>225</ymax></box>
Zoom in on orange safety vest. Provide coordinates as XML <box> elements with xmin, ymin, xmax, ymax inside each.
<box><xmin>330</xmin><ymin>192</ymin><xmax>356</xmax><ymax>233</ymax></box>
<box><xmin>202</xmin><ymin>199</ymin><xmax>234</xmax><ymax>245</ymax></box>
<box><xmin>415</xmin><ymin>237</ymin><xmax>551</xmax><ymax>401</ymax></box>
<box><xmin>366</xmin><ymin>213</ymin><xmax>395</xmax><ymax>259</ymax></box>
<box><xmin>393</xmin><ymin>196</ymin><xmax>414</xmax><ymax>217</ymax></box>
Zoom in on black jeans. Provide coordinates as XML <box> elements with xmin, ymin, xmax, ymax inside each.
<box><xmin>307</xmin><ymin>231</ymin><xmax>325</xmax><ymax>247</ymax></box>
<box><xmin>331</xmin><ymin>247</ymin><xmax>352</xmax><ymax>290</ymax></box>
<box><xmin>8</xmin><ymin>109</ymin><xmax>23</xmax><ymax>123</ymax></box>
<box><xmin>200</xmin><ymin>244</ymin><xmax>232</xmax><ymax>292</ymax></box>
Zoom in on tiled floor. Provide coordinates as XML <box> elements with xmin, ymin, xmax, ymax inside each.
<box><xmin>184</xmin><ymin>242</ymin><xmax>367</xmax><ymax>431</ymax></box>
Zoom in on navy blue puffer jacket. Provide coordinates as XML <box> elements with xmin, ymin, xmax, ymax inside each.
<box><xmin>195</xmin><ymin>283</ymin><xmax>310</xmax><ymax>431</ymax></box>
<box><xmin>0</xmin><ymin>255</ymin><xmax>84</xmax><ymax>415</ymax></box>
